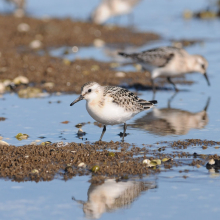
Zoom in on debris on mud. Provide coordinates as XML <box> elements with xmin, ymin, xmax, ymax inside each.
<box><xmin>0</xmin><ymin>139</ymin><xmax>219</xmax><ymax>182</ymax></box>
<box><xmin>183</xmin><ymin>2</ymin><xmax>220</xmax><ymax>20</ymax></box>
<box><xmin>0</xmin><ymin>141</ymin><xmax>161</xmax><ymax>182</ymax></box>
<box><xmin>15</xmin><ymin>133</ymin><xmax>29</xmax><ymax>141</ymax></box>
<box><xmin>0</xmin><ymin>53</ymin><xmax>193</xmax><ymax>94</ymax></box>
<box><xmin>0</xmin><ymin>117</ymin><xmax>6</xmax><ymax>121</ymax></box>
<box><xmin>171</xmin><ymin>39</ymin><xmax>203</xmax><ymax>48</ymax></box>
<box><xmin>0</xmin><ymin>14</ymin><xmax>194</xmax><ymax>95</ymax></box>
<box><xmin>0</xmin><ymin>140</ymin><xmax>9</xmax><ymax>146</ymax></box>
<box><xmin>0</xmin><ymin>14</ymin><xmax>159</xmax><ymax>50</ymax></box>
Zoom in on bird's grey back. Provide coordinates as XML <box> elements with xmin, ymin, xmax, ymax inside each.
<box><xmin>128</xmin><ymin>46</ymin><xmax>185</xmax><ymax>68</ymax></box>
<box><xmin>103</xmin><ymin>86</ymin><xmax>155</xmax><ymax>112</ymax></box>
<box><xmin>105</xmin><ymin>0</ymin><xmax>141</xmax><ymax>7</ymax></box>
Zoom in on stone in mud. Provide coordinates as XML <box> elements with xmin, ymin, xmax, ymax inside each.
<box><xmin>162</xmin><ymin>158</ymin><xmax>171</xmax><ymax>162</ymax></box>
<box><xmin>143</xmin><ymin>159</ymin><xmax>150</xmax><ymax>165</ymax></box>
<box><xmin>91</xmin><ymin>165</ymin><xmax>100</xmax><ymax>173</ymax></box>
<box><xmin>78</xmin><ymin>162</ymin><xmax>86</xmax><ymax>168</ymax></box>
<box><xmin>17</xmin><ymin>23</ymin><xmax>30</xmax><ymax>32</ymax></box>
<box><xmin>15</xmin><ymin>133</ymin><xmax>29</xmax><ymax>141</ymax></box>
<box><xmin>18</xmin><ymin>87</ymin><xmax>46</xmax><ymax>98</ymax></box>
<box><xmin>77</xmin><ymin>129</ymin><xmax>86</xmax><ymax>136</ymax></box>
<box><xmin>13</xmin><ymin>76</ymin><xmax>29</xmax><ymax>85</ymax></box>
<box><xmin>0</xmin><ymin>140</ymin><xmax>9</xmax><ymax>146</ymax></box>
<box><xmin>108</xmin><ymin>152</ymin><xmax>115</xmax><ymax>157</ymax></box>
<box><xmin>29</xmin><ymin>39</ymin><xmax>42</xmax><ymax>49</ymax></box>
<box><xmin>206</xmin><ymin>159</ymin><xmax>220</xmax><ymax>170</ymax></box>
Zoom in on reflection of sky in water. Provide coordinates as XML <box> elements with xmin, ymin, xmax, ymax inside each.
<box><xmin>1</xmin><ymin>0</ymin><xmax>220</xmax><ymax>219</ymax></box>
<box><xmin>0</xmin><ymin>169</ymin><xmax>220</xmax><ymax>220</ymax></box>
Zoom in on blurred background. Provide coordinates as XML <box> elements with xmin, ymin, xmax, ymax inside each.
<box><xmin>0</xmin><ymin>1</ymin><xmax>220</xmax><ymax>219</ymax></box>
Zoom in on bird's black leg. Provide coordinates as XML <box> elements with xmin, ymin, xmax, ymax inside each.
<box><xmin>122</xmin><ymin>123</ymin><xmax>127</xmax><ymax>142</ymax></box>
<box><xmin>167</xmin><ymin>77</ymin><xmax>179</xmax><ymax>92</ymax></box>
<box><xmin>99</xmin><ymin>125</ymin><xmax>106</xmax><ymax>141</ymax></box>
<box><xmin>151</xmin><ymin>78</ymin><xmax>156</xmax><ymax>95</ymax></box>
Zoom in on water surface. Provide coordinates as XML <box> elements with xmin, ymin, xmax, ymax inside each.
<box><xmin>0</xmin><ymin>0</ymin><xmax>220</xmax><ymax>219</ymax></box>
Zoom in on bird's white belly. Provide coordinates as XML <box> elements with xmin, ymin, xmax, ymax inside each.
<box><xmin>86</xmin><ymin>101</ymin><xmax>135</xmax><ymax>125</ymax></box>
<box><xmin>114</xmin><ymin>2</ymin><xmax>131</xmax><ymax>15</ymax></box>
<box><xmin>152</xmin><ymin>66</ymin><xmax>183</xmax><ymax>79</ymax></box>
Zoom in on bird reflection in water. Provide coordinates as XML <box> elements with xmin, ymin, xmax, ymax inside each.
<box><xmin>132</xmin><ymin>94</ymin><xmax>210</xmax><ymax>136</ymax></box>
<box><xmin>72</xmin><ymin>179</ymin><xmax>156</xmax><ymax>219</ymax></box>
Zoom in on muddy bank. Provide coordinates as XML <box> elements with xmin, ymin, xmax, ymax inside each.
<box><xmin>0</xmin><ymin>14</ymin><xmax>159</xmax><ymax>49</ymax></box>
<box><xmin>0</xmin><ymin>14</ymin><xmax>195</xmax><ymax>94</ymax></box>
<box><xmin>0</xmin><ymin>51</ymin><xmax>193</xmax><ymax>94</ymax></box>
<box><xmin>0</xmin><ymin>141</ymin><xmax>158</xmax><ymax>182</ymax></box>
<box><xmin>0</xmin><ymin>139</ymin><xmax>218</xmax><ymax>182</ymax></box>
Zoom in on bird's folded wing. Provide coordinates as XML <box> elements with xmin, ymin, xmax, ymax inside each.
<box><xmin>107</xmin><ymin>87</ymin><xmax>154</xmax><ymax>111</ymax></box>
<box><xmin>134</xmin><ymin>47</ymin><xmax>177</xmax><ymax>67</ymax></box>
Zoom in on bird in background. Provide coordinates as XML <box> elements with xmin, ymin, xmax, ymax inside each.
<box><xmin>70</xmin><ymin>82</ymin><xmax>157</xmax><ymax>142</ymax></box>
<box><xmin>118</xmin><ymin>46</ymin><xmax>210</xmax><ymax>91</ymax></box>
<box><xmin>91</xmin><ymin>0</ymin><xmax>141</xmax><ymax>24</ymax></box>
<box><xmin>5</xmin><ymin>0</ymin><xmax>26</xmax><ymax>16</ymax></box>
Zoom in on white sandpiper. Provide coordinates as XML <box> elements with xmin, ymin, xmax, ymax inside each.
<box><xmin>91</xmin><ymin>0</ymin><xmax>141</xmax><ymax>24</ymax></box>
<box><xmin>6</xmin><ymin>0</ymin><xmax>26</xmax><ymax>10</ymax></box>
<box><xmin>118</xmin><ymin>46</ymin><xmax>210</xmax><ymax>91</ymax></box>
<box><xmin>70</xmin><ymin>82</ymin><xmax>157</xmax><ymax>141</ymax></box>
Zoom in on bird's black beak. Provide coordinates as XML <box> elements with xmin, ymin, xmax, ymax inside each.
<box><xmin>204</xmin><ymin>72</ymin><xmax>210</xmax><ymax>86</ymax></box>
<box><xmin>70</xmin><ymin>95</ymin><xmax>84</xmax><ymax>106</ymax></box>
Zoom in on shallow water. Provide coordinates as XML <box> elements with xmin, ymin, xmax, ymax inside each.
<box><xmin>1</xmin><ymin>0</ymin><xmax>220</xmax><ymax>219</ymax></box>
<box><xmin>1</xmin><ymin>166</ymin><xmax>220</xmax><ymax>220</ymax></box>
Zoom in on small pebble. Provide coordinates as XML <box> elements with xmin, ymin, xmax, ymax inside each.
<box><xmin>77</xmin><ymin>129</ymin><xmax>86</xmax><ymax>136</ymax></box>
<box><xmin>29</xmin><ymin>40</ymin><xmax>42</xmax><ymax>49</ymax></box>
<box><xmin>72</xmin><ymin>46</ymin><xmax>79</xmax><ymax>52</ymax></box>
<box><xmin>31</xmin><ymin>169</ymin><xmax>39</xmax><ymax>174</ymax></box>
<box><xmin>143</xmin><ymin>159</ymin><xmax>150</xmax><ymax>165</ymax></box>
<box><xmin>13</xmin><ymin>76</ymin><xmax>29</xmax><ymax>85</ymax></box>
<box><xmin>115</xmin><ymin>72</ymin><xmax>125</xmax><ymax>78</ymax></box>
<box><xmin>17</xmin><ymin>23</ymin><xmax>30</xmax><ymax>32</ymax></box>
<box><xmin>91</xmin><ymin>165</ymin><xmax>100</xmax><ymax>173</ymax></box>
<box><xmin>78</xmin><ymin>162</ymin><xmax>86</xmax><ymax>168</ymax></box>
<box><xmin>0</xmin><ymin>140</ymin><xmax>9</xmax><ymax>146</ymax></box>
<box><xmin>0</xmin><ymin>83</ymin><xmax>5</xmax><ymax>93</ymax></box>
<box><xmin>93</xmin><ymin>39</ymin><xmax>105</xmax><ymax>47</ymax></box>
<box><xmin>209</xmin><ymin>159</ymin><xmax>215</xmax><ymax>165</ymax></box>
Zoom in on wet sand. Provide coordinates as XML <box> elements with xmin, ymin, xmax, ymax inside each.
<box><xmin>0</xmin><ymin>14</ymin><xmax>193</xmax><ymax>94</ymax></box>
<box><xmin>0</xmin><ymin>14</ymin><xmax>159</xmax><ymax>49</ymax></box>
<box><xmin>1</xmin><ymin>139</ymin><xmax>219</xmax><ymax>183</ymax></box>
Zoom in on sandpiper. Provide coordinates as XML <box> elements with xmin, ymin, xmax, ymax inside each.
<box><xmin>6</xmin><ymin>0</ymin><xmax>25</xmax><ymax>15</ymax></box>
<box><xmin>118</xmin><ymin>46</ymin><xmax>210</xmax><ymax>91</ymax></box>
<box><xmin>70</xmin><ymin>82</ymin><xmax>157</xmax><ymax>141</ymax></box>
<box><xmin>6</xmin><ymin>0</ymin><xmax>25</xmax><ymax>7</ymax></box>
<box><xmin>91</xmin><ymin>0</ymin><xmax>141</xmax><ymax>24</ymax></box>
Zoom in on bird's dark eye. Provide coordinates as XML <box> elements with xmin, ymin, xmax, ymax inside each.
<box><xmin>88</xmin><ymin>89</ymin><xmax>92</xmax><ymax>93</ymax></box>
<box><xmin>201</xmin><ymin>64</ymin><xmax>205</xmax><ymax>69</ymax></box>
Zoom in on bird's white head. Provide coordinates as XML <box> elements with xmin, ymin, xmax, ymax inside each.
<box><xmin>70</xmin><ymin>82</ymin><xmax>101</xmax><ymax>106</ymax></box>
<box><xmin>193</xmin><ymin>55</ymin><xmax>210</xmax><ymax>86</ymax></box>
<box><xmin>193</xmin><ymin>55</ymin><xmax>208</xmax><ymax>74</ymax></box>
<box><xmin>91</xmin><ymin>3</ymin><xmax>111</xmax><ymax>24</ymax></box>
